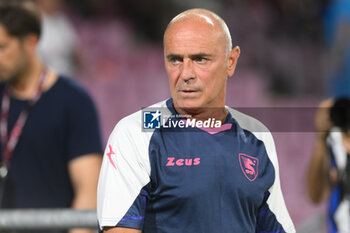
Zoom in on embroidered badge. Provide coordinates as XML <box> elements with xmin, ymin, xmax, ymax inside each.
<box><xmin>239</xmin><ymin>153</ymin><xmax>259</xmax><ymax>182</ymax></box>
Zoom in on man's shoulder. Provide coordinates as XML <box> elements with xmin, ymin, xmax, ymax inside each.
<box><xmin>114</xmin><ymin>99</ymin><xmax>168</xmax><ymax>133</ymax></box>
<box><xmin>227</xmin><ymin>107</ymin><xmax>278</xmax><ymax>158</ymax></box>
<box><xmin>51</xmin><ymin>76</ymin><xmax>96</xmax><ymax>107</ymax></box>
<box><xmin>55</xmin><ymin>75</ymin><xmax>89</xmax><ymax>96</ymax></box>
<box><xmin>227</xmin><ymin>106</ymin><xmax>269</xmax><ymax>133</ymax></box>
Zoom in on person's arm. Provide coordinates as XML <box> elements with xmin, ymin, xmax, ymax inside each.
<box><xmin>63</xmin><ymin>81</ymin><xmax>104</xmax><ymax>233</ymax></box>
<box><xmin>307</xmin><ymin>134</ymin><xmax>332</xmax><ymax>203</ymax></box>
<box><xmin>307</xmin><ymin>99</ymin><xmax>334</xmax><ymax>203</ymax></box>
<box><xmin>68</xmin><ymin>153</ymin><xmax>102</xmax><ymax>233</ymax></box>
<box><xmin>97</xmin><ymin>117</ymin><xmax>150</xmax><ymax>232</ymax></box>
<box><xmin>103</xmin><ymin>227</ymin><xmax>141</xmax><ymax>233</ymax></box>
<box><xmin>256</xmin><ymin>132</ymin><xmax>295</xmax><ymax>233</ymax></box>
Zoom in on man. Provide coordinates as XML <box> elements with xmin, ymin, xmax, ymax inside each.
<box><xmin>0</xmin><ymin>1</ymin><xmax>102</xmax><ymax>233</ymax></box>
<box><xmin>97</xmin><ymin>8</ymin><xmax>295</xmax><ymax>233</ymax></box>
<box><xmin>307</xmin><ymin>98</ymin><xmax>350</xmax><ymax>233</ymax></box>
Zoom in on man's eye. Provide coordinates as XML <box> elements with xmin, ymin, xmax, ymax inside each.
<box><xmin>170</xmin><ymin>58</ymin><xmax>182</xmax><ymax>64</ymax></box>
<box><xmin>195</xmin><ymin>57</ymin><xmax>207</xmax><ymax>63</ymax></box>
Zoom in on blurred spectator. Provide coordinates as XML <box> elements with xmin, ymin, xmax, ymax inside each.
<box><xmin>0</xmin><ymin>1</ymin><xmax>102</xmax><ymax>233</ymax></box>
<box><xmin>307</xmin><ymin>98</ymin><xmax>350</xmax><ymax>233</ymax></box>
<box><xmin>36</xmin><ymin>0</ymin><xmax>80</xmax><ymax>77</ymax></box>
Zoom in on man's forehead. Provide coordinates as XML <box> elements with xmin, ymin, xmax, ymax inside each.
<box><xmin>164</xmin><ymin>9</ymin><xmax>231</xmax><ymax>55</ymax></box>
<box><xmin>164</xmin><ymin>44</ymin><xmax>219</xmax><ymax>60</ymax></box>
<box><xmin>164</xmin><ymin>12</ymin><xmax>224</xmax><ymax>46</ymax></box>
<box><xmin>164</xmin><ymin>24</ymin><xmax>222</xmax><ymax>52</ymax></box>
<box><xmin>165</xmin><ymin>19</ymin><xmax>219</xmax><ymax>42</ymax></box>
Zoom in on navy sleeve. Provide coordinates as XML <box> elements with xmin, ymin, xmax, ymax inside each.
<box><xmin>256</xmin><ymin>191</ymin><xmax>286</xmax><ymax>233</ymax></box>
<box><xmin>64</xmin><ymin>80</ymin><xmax>103</xmax><ymax>160</ymax></box>
<box><xmin>116</xmin><ymin>187</ymin><xmax>149</xmax><ymax>230</ymax></box>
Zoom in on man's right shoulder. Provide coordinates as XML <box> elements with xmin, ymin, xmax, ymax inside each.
<box><xmin>112</xmin><ymin>99</ymin><xmax>169</xmax><ymax>135</ymax></box>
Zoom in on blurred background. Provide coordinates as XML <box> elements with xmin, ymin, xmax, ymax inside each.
<box><xmin>37</xmin><ymin>0</ymin><xmax>348</xmax><ymax>231</ymax></box>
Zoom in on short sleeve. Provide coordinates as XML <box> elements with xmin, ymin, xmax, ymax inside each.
<box><xmin>228</xmin><ymin>108</ymin><xmax>295</xmax><ymax>232</ymax></box>
<box><xmin>255</xmin><ymin>132</ymin><xmax>296</xmax><ymax>233</ymax></box>
<box><xmin>65</xmin><ymin>83</ymin><xmax>103</xmax><ymax>160</ymax></box>
<box><xmin>97</xmin><ymin>116</ymin><xmax>151</xmax><ymax>231</ymax></box>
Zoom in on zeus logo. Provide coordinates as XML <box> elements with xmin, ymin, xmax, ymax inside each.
<box><xmin>166</xmin><ymin>157</ymin><xmax>201</xmax><ymax>166</ymax></box>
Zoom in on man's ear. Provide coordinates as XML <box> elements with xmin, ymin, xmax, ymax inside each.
<box><xmin>226</xmin><ymin>46</ymin><xmax>240</xmax><ymax>77</ymax></box>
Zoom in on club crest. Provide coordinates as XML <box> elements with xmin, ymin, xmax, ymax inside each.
<box><xmin>239</xmin><ymin>153</ymin><xmax>259</xmax><ymax>182</ymax></box>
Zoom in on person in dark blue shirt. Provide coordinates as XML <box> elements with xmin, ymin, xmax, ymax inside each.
<box><xmin>0</xmin><ymin>1</ymin><xmax>103</xmax><ymax>233</ymax></box>
<box><xmin>97</xmin><ymin>8</ymin><xmax>295</xmax><ymax>233</ymax></box>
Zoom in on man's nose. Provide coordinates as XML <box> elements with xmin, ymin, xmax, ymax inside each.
<box><xmin>180</xmin><ymin>58</ymin><xmax>195</xmax><ymax>82</ymax></box>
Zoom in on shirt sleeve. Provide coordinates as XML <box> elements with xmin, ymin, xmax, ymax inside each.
<box><xmin>65</xmin><ymin>84</ymin><xmax>103</xmax><ymax>160</ymax></box>
<box><xmin>227</xmin><ymin>108</ymin><xmax>295</xmax><ymax>232</ymax></box>
<box><xmin>256</xmin><ymin>132</ymin><xmax>296</xmax><ymax>233</ymax></box>
<box><xmin>97</xmin><ymin>116</ymin><xmax>151</xmax><ymax>231</ymax></box>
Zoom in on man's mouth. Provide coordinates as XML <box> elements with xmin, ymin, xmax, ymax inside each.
<box><xmin>182</xmin><ymin>90</ymin><xmax>197</xmax><ymax>93</ymax></box>
<box><xmin>179</xmin><ymin>88</ymin><xmax>201</xmax><ymax>93</ymax></box>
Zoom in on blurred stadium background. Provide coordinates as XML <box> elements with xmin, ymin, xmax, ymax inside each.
<box><xmin>27</xmin><ymin>0</ymin><xmax>342</xmax><ymax>231</ymax></box>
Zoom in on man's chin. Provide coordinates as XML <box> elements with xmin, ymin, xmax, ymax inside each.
<box><xmin>173</xmin><ymin>100</ymin><xmax>204</xmax><ymax>114</ymax></box>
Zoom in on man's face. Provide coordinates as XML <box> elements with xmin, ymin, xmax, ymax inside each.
<box><xmin>0</xmin><ymin>24</ymin><xmax>27</xmax><ymax>82</ymax></box>
<box><xmin>164</xmin><ymin>19</ymin><xmax>239</xmax><ymax>111</ymax></box>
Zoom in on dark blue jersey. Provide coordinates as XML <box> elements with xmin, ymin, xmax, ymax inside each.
<box><xmin>97</xmin><ymin>99</ymin><xmax>294</xmax><ymax>233</ymax></box>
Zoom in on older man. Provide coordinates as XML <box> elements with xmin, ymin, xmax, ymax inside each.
<box><xmin>97</xmin><ymin>8</ymin><xmax>295</xmax><ymax>233</ymax></box>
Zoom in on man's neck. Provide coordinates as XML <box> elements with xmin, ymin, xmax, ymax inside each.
<box><xmin>10</xmin><ymin>58</ymin><xmax>44</xmax><ymax>100</ymax></box>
